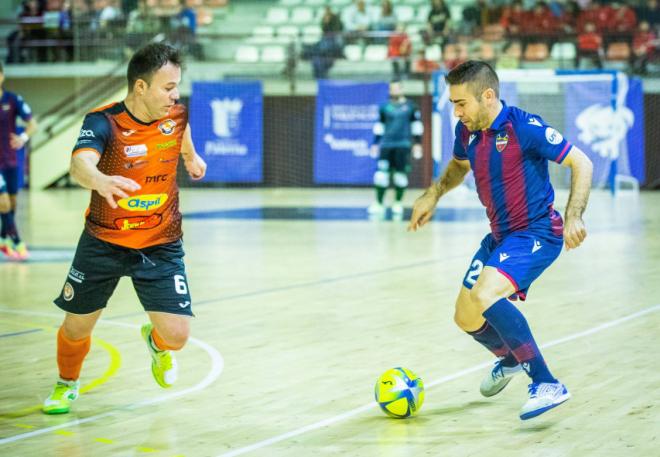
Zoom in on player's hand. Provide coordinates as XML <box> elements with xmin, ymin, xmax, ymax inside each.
<box><xmin>370</xmin><ymin>144</ymin><xmax>379</xmax><ymax>158</ymax></box>
<box><xmin>9</xmin><ymin>133</ymin><xmax>27</xmax><ymax>150</ymax></box>
<box><xmin>96</xmin><ymin>175</ymin><xmax>141</xmax><ymax>209</ymax></box>
<box><xmin>407</xmin><ymin>190</ymin><xmax>439</xmax><ymax>232</ymax></box>
<box><xmin>563</xmin><ymin>216</ymin><xmax>587</xmax><ymax>250</ymax></box>
<box><xmin>185</xmin><ymin>153</ymin><xmax>207</xmax><ymax>180</ymax></box>
<box><xmin>412</xmin><ymin>144</ymin><xmax>423</xmax><ymax>160</ymax></box>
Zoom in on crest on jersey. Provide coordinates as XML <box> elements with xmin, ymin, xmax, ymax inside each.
<box><xmin>63</xmin><ymin>282</ymin><xmax>74</xmax><ymax>301</ymax></box>
<box><xmin>158</xmin><ymin>119</ymin><xmax>177</xmax><ymax>135</ymax></box>
<box><xmin>495</xmin><ymin>133</ymin><xmax>508</xmax><ymax>152</ymax></box>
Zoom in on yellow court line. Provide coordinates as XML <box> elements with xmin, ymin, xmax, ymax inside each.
<box><xmin>0</xmin><ymin>318</ymin><xmax>122</xmax><ymax>418</ymax></box>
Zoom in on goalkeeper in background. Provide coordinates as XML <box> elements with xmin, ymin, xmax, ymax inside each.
<box><xmin>368</xmin><ymin>80</ymin><xmax>424</xmax><ymax>218</ymax></box>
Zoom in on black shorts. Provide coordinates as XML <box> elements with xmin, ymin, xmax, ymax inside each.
<box><xmin>54</xmin><ymin>230</ymin><xmax>193</xmax><ymax>316</ymax></box>
<box><xmin>379</xmin><ymin>147</ymin><xmax>411</xmax><ymax>173</ymax></box>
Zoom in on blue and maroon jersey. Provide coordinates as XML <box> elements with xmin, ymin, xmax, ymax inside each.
<box><xmin>0</xmin><ymin>90</ymin><xmax>33</xmax><ymax>169</ymax></box>
<box><xmin>453</xmin><ymin>102</ymin><xmax>571</xmax><ymax>242</ymax></box>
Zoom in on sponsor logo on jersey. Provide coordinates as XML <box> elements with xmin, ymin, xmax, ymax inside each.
<box><xmin>63</xmin><ymin>282</ymin><xmax>74</xmax><ymax>301</ymax></box>
<box><xmin>122</xmin><ymin>129</ymin><xmax>136</xmax><ymax>136</ymax></box>
<box><xmin>2</xmin><ymin>104</ymin><xmax>10</xmax><ymax>111</ymax></box>
<box><xmin>114</xmin><ymin>214</ymin><xmax>163</xmax><ymax>230</ymax></box>
<box><xmin>145</xmin><ymin>174</ymin><xmax>168</xmax><ymax>183</ymax></box>
<box><xmin>545</xmin><ymin>127</ymin><xmax>563</xmax><ymax>145</ymax></box>
<box><xmin>156</xmin><ymin>139</ymin><xmax>177</xmax><ymax>150</ymax></box>
<box><xmin>532</xmin><ymin>240</ymin><xmax>542</xmax><ymax>253</ymax></box>
<box><xmin>468</xmin><ymin>134</ymin><xmax>477</xmax><ymax>145</ymax></box>
<box><xmin>499</xmin><ymin>252</ymin><xmax>510</xmax><ymax>262</ymax></box>
<box><xmin>117</xmin><ymin>194</ymin><xmax>168</xmax><ymax>212</ymax></box>
<box><xmin>124</xmin><ymin>159</ymin><xmax>149</xmax><ymax>169</ymax></box>
<box><xmin>158</xmin><ymin>119</ymin><xmax>177</xmax><ymax>135</ymax></box>
<box><xmin>528</xmin><ymin>117</ymin><xmax>542</xmax><ymax>127</ymax></box>
<box><xmin>79</xmin><ymin>129</ymin><xmax>95</xmax><ymax>138</ymax></box>
<box><xmin>124</xmin><ymin>144</ymin><xmax>148</xmax><ymax>158</ymax></box>
<box><xmin>495</xmin><ymin>133</ymin><xmax>508</xmax><ymax>152</ymax></box>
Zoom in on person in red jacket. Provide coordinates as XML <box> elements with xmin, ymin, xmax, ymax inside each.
<box><xmin>577</xmin><ymin>21</ymin><xmax>603</xmax><ymax>69</ymax></box>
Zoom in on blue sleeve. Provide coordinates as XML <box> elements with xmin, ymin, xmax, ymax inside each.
<box><xmin>15</xmin><ymin>94</ymin><xmax>32</xmax><ymax>122</ymax></box>
<box><xmin>452</xmin><ymin>122</ymin><xmax>469</xmax><ymax>161</ymax></box>
<box><xmin>516</xmin><ymin>115</ymin><xmax>572</xmax><ymax>164</ymax></box>
<box><xmin>72</xmin><ymin>112</ymin><xmax>110</xmax><ymax>156</ymax></box>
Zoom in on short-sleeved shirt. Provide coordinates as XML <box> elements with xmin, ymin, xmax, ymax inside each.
<box><xmin>0</xmin><ymin>90</ymin><xmax>33</xmax><ymax>168</ymax></box>
<box><xmin>73</xmin><ymin>102</ymin><xmax>188</xmax><ymax>249</ymax></box>
<box><xmin>378</xmin><ymin>99</ymin><xmax>421</xmax><ymax>149</ymax></box>
<box><xmin>453</xmin><ymin>102</ymin><xmax>571</xmax><ymax>242</ymax></box>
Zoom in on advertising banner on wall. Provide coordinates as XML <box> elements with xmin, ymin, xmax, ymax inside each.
<box><xmin>190</xmin><ymin>81</ymin><xmax>263</xmax><ymax>183</ymax></box>
<box><xmin>313</xmin><ymin>80</ymin><xmax>389</xmax><ymax>184</ymax></box>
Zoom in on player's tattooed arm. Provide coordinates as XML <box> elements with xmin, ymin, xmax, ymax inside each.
<box><xmin>181</xmin><ymin>123</ymin><xmax>207</xmax><ymax>180</ymax></box>
<box><xmin>561</xmin><ymin>146</ymin><xmax>593</xmax><ymax>250</ymax></box>
<box><xmin>70</xmin><ymin>151</ymin><xmax>141</xmax><ymax>209</ymax></box>
<box><xmin>408</xmin><ymin>159</ymin><xmax>471</xmax><ymax>231</ymax></box>
<box><xmin>430</xmin><ymin>158</ymin><xmax>471</xmax><ymax>201</ymax></box>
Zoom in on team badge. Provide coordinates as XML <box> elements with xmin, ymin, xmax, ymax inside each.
<box><xmin>63</xmin><ymin>282</ymin><xmax>74</xmax><ymax>301</ymax></box>
<box><xmin>158</xmin><ymin>119</ymin><xmax>177</xmax><ymax>135</ymax></box>
<box><xmin>495</xmin><ymin>133</ymin><xmax>509</xmax><ymax>152</ymax></box>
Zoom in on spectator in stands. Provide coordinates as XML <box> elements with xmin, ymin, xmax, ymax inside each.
<box><xmin>342</xmin><ymin>0</ymin><xmax>371</xmax><ymax>41</ymax></box>
<box><xmin>388</xmin><ymin>23</ymin><xmax>412</xmax><ymax>80</ymax></box>
<box><xmin>635</xmin><ymin>0</ymin><xmax>660</xmax><ymax>31</ymax></box>
<box><xmin>500</xmin><ymin>0</ymin><xmax>527</xmax><ymax>37</ymax></box>
<box><xmin>632</xmin><ymin>20</ymin><xmax>656</xmax><ymax>74</ymax></box>
<box><xmin>126</xmin><ymin>0</ymin><xmax>161</xmax><ymax>51</ymax></box>
<box><xmin>6</xmin><ymin>0</ymin><xmax>45</xmax><ymax>63</ymax></box>
<box><xmin>373</xmin><ymin>0</ymin><xmax>397</xmax><ymax>38</ymax></box>
<box><xmin>311</xmin><ymin>6</ymin><xmax>344</xmax><ymax>79</ymax></box>
<box><xmin>528</xmin><ymin>1</ymin><xmax>560</xmax><ymax>40</ymax></box>
<box><xmin>577</xmin><ymin>21</ymin><xmax>603</xmax><ymax>68</ymax></box>
<box><xmin>560</xmin><ymin>0</ymin><xmax>582</xmax><ymax>33</ymax></box>
<box><xmin>426</xmin><ymin>0</ymin><xmax>451</xmax><ymax>43</ymax></box>
<box><xmin>171</xmin><ymin>0</ymin><xmax>202</xmax><ymax>59</ymax></box>
<box><xmin>606</xmin><ymin>2</ymin><xmax>637</xmax><ymax>37</ymax></box>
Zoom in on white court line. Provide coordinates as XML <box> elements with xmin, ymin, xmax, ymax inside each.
<box><xmin>0</xmin><ymin>308</ymin><xmax>224</xmax><ymax>445</ymax></box>
<box><xmin>215</xmin><ymin>303</ymin><xmax>660</xmax><ymax>457</ymax></box>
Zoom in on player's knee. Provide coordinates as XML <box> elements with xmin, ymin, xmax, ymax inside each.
<box><xmin>62</xmin><ymin>317</ymin><xmax>95</xmax><ymax>340</ymax></box>
<box><xmin>0</xmin><ymin>198</ymin><xmax>9</xmax><ymax>213</ymax></box>
<box><xmin>453</xmin><ymin>306</ymin><xmax>472</xmax><ymax>331</ymax></box>
<box><xmin>392</xmin><ymin>172</ymin><xmax>408</xmax><ymax>188</ymax></box>
<box><xmin>158</xmin><ymin>326</ymin><xmax>189</xmax><ymax>350</ymax></box>
<box><xmin>373</xmin><ymin>170</ymin><xmax>390</xmax><ymax>188</ymax></box>
<box><xmin>469</xmin><ymin>285</ymin><xmax>494</xmax><ymax>312</ymax></box>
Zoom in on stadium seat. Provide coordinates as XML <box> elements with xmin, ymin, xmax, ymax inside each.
<box><xmin>280</xmin><ymin>0</ymin><xmax>302</xmax><ymax>5</ymax></box>
<box><xmin>278</xmin><ymin>26</ymin><xmax>300</xmax><ymax>40</ymax></box>
<box><xmin>482</xmin><ymin>24</ymin><xmax>505</xmax><ymax>42</ymax></box>
<box><xmin>424</xmin><ymin>44</ymin><xmax>442</xmax><ymax>61</ymax></box>
<box><xmin>235</xmin><ymin>45</ymin><xmax>259</xmax><ymax>63</ymax></box>
<box><xmin>302</xmin><ymin>25</ymin><xmax>322</xmax><ymax>44</ymax></box>
<box><xmin>291</xmin><ymin>7</ymin><xmax>315</xmax><ymax>24</ymax></box>
<box><xmin>305</xmin><ymin>0</ymin><xmax>326</xmax><ymax>5</ymax></box>
<box><xmin>344</xmin><ymin>44</ymin><xmax>363</xmax><ymax>61</ymax></box>
<box><xmin>329</xmin><ymin>0</ymin><xmax>351</xmax><ymax>6</ymax></box>
<box><xmin>606</xmin><ymin>42</ymin><xmax>631</xmax><ymax>61</ymax></box>
<box><xmin>524</xmin><ymin>43</ymin><xmax>549</xmax><ymax>61</ymax></box>
<box><xmin>394</xmin><ymin>5</ymin><xmax>415</xmax><ymax>23</ymax></box>
<box><xmin>261</xmin><ymin>45</ymin><xmax>287</xmax><ymax>63</ymax></box>
<box><xmin>551</xmin><ymin>42</ymin><xmax>577</xmax><ymax>60</ymax></box>
<box><xmin>265</xmin><ymin>7</ymin><xmax>289</xmax><ymax>24</ymax></box>
<box><xmin>416</xmin><ymin>5</ymin><xmax>431</xmax><ymax>22</ymax></box>
<box><xmin>364</xmin><ymin>44</ymin><xmax>389</xmax><ymax>61</ymax></box>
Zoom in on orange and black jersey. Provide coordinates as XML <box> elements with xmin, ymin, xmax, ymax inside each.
<box><xmin>73</xmin><ymin>102</ymin><xmax>188</xmax><ymax>249</ymax></box>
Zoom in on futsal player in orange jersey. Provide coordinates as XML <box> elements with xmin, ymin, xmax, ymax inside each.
<box><xmin>43</xmin><ymin>43</ymin><xmax>207</xmax><ymax>414</ymax></box>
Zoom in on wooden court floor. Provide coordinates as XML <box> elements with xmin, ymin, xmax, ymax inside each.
<box><xmin>1</xmin><ymin>187</ymin><xmax>658</xmax><ymax>457</ymax></box>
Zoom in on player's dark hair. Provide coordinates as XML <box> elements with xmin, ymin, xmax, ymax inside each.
<box><xmin>127</xmin><ymin>43</ymin><xmax>182</xmax><ymax>91</ymax></box>
<box><xmin>445</xmin><ymin>60</ymin><xmax>499</xmax><ymax>99</ymax></box>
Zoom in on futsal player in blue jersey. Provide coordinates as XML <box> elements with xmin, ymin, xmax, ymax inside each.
<box><xmin>408</xmin><ymin>61</ymin><xmax>593</xmax><ymax>420</ymax></box>
<box><xmin>0</xmin><ymin>62</ymin><xmax>38</xmax><ymax>260</ymax></box>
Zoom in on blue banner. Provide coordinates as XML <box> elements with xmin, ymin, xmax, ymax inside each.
<box><xmin>314</xmin><ymin>80</ymin><xmax>389</xmax><ymax>184</ymax></box>
<box><xmin>564</xmin><ymin>74</ymin><xmax>643</xmax><ymax>187</ymax></box>
<box><xmin>190</xmin><ymin>81</ymin><xmax>263</xmax><ymax>183</ymax></box>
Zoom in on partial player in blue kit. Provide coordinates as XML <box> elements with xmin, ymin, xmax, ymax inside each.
<box><xmin>0</xmin><ymin>61</ymin><xmax>38</xmax><ymax>260</ymax></box>
<box><xmin>408</xmin><ymin>61</ymin><xmax>594</xmax><ymax>420</ymax></box>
